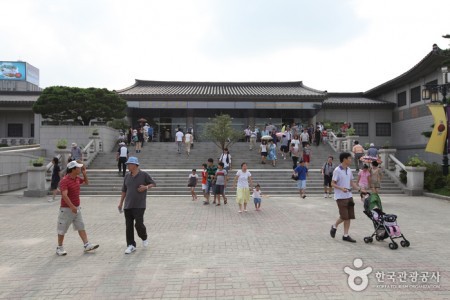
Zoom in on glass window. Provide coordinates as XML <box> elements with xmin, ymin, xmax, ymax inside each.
<box><xmin>8</xmin><ymin>124</ymin><xmax>23</xmax><ymax>137</ymax></box>
<box><xmin>353</xmin><ymin>123</ymin><xmax>368</xmax><ymax>136</ymax></box>
<box><xmin>410</xmin><ymin>86</ymin><xmax>421</xmax><ymax>104</ymax></box>
<box><xmin>376</xmin><ymin>123</ymin><xmax>391</xmax><ymax>136</ymax></box>
<box><xmin>397</xmin><ymin>91</ymin><xmax>407</xmax><ymax>107</ymax></box>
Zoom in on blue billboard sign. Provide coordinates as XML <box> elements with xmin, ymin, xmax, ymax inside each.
<box><xmin>0</xmin><ymin>61</ymin><xmax>26</xmax><ymax>81</ymax></box>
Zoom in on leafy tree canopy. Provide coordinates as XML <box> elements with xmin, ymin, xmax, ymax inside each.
<box><xmin>202</xmin><ymin>114</ymin><xmax>243</xmax><ymax>150</ymax></box>
<box><xmin>32</xmin><ymin>86</ymin><xmax>127</xmax><ymax>126</ymax></box>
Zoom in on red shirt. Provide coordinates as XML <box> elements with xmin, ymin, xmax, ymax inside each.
<box><xmin>201</xmin><ymin>170</ymin><xmax>207</xmax><ymax>184</ymax></box>
<box><xmin>59</xmin><ymin>175</ymin><xmax>84</xmax><ymax>207</ymax></box>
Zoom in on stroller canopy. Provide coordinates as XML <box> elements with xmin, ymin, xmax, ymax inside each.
<box><xmin>364</xmin><ymin>193</ymin><xmax>383</xmax><ymax>213</ymax></box>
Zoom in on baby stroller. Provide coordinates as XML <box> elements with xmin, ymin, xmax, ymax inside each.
<box><xmin>362</xmin><ymin>193</ymin><xmax>410</xmax><ymax>250</ymax></box>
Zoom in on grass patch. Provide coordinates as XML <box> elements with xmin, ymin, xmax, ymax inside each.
<box><xmin>429</xmin><ymin>187</ymin><xmax>450</xmax><ymax>197</ymax></box>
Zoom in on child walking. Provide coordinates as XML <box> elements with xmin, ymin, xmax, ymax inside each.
<box><xmin>370</xmin><ymin>161</ymin><xmax>382</xmax><ymax>193</ymax></box>
<box><xmin>214</xmin><ymin>162</ymin><xmax>228</xmax><ymax>206</ymax></box>
<box><xmin>252</xmin><ymin>184</ymin><xmax>263</xmax><ymax>211</ymax></box>
<box><xmin>201</xmin><ymin>163</ymin><xmax>208</xmax><ymax>201</ymax></box>
<box><xmin>294</xmin><ymin>160</ymin><xmax>308</xmax><ymax>198</ymax></box>
<box><xmin>357</xmin><ymin>164</ymin><xmax>371</xmax><ymax>195</ymax></box>
<box><xmin>188</xmin><ymin>169</ymin><xmax>198</xmax><ymax>200</ymax></box>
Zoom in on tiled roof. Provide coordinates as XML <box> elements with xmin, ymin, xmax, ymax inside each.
<box><xmin>117</xmin><ymin>80</ymin><xmax>327</xmax><ymax>99</ymax></box>
<box><xmin>324</xmin><ymin>93</ymin><xmax>396</xmax><ymax>108</ymax></box>
<box><xmin>0</xmin><ymin>92</ymin><xmax>40</xmax><ymax>105</ymax></box>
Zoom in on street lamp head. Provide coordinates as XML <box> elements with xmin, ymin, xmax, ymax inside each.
<box><xmin>422</xmin><ymin>88</ymin><xmax>431</xmax><ymax>100</ymax></box>
<box><xmin>431</xmin><ymin>91</ymin><xmax>439</xmax><ymax>102</ymax></box>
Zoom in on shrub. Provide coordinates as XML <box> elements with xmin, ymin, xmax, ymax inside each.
<box><xmin>423</xmin><ymin>162</ymin><xmax>445</xmax><ymax>191</ymax></box>
<box><xmin>56</xmin><ymin>139</ymin><xmax>67</xmax><ymax>149</ymax></box>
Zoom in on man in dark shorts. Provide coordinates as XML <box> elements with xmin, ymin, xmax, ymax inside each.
<box><xmin>329</xmin><ymin>152</ymin><xmax>360</xmax><ymax>243</ymax></box>
<box><xmin>118</xmin><ymin>157</ymin><xmax>156</xmax><ymax>254</ymax></box>
<box><xmin>321</xmin><ymin>156</ymin><xmax>335</xmax><ymax>198</ymax></box>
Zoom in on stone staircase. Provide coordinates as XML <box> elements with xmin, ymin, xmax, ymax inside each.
<box><xmin>82</xmin><ymin>141</ymin><xmax>404</xmax><ymax>196</ymax></box>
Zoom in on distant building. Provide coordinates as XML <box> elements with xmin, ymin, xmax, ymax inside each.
<box><xmin>0</xmin><ymin>50</ymin><xmax>446</xmax><ymax>162</ymax></box>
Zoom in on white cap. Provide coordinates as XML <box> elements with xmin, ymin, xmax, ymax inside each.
<box><xmin>67</xmin><ymin>161</ymin><xmax>83</xmax><ymax>169</ymax></box>
<box><xmin>370</xmin><ymin>143</ymin><xmax>374</xmax><ymax>147</ymax></box>
<box><xmin>71</xmin><ymin>143</ymin><xmax>77</xmax><ymax>147</ymax></box>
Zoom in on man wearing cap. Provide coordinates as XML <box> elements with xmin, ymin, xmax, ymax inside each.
<box><xmin>56</xmin><ymin>160</ymin><xmax>99</xmax><ymax>256</ymax></box>
<box><xmin>70</xmin><ymin>142</ymin><xmax>83</xmax><ymax>162</ymax></box>
<box><xmin>118</xmin><ymin>157</ymin><xmax>156</xmax><ymax>254</ymax></box>
<box><xmin>116</xmin><ymin>142</ymin><xmax>129</xmax><ymax>177</ymax></box>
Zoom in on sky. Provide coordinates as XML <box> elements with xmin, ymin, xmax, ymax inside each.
<box><xmin>1</xmin><ymin>0</ymin><xmax>450</xmax><ymax>92</ymax></box>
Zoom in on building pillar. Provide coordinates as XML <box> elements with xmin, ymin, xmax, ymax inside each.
<box><xmin>34</xmin><ymin>113</ymin><xmax>42</xmax><ymax>144</ymax></box>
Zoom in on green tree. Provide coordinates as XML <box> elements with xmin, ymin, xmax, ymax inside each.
<box><xmin>202</xmin><ymin>114</ymin><xmax>243</xmax><ymax>150</ymax></box>
<box><xmin>32</xmin><ymin>86</ymin><xmax>127</xmax><ymax>125</ymax></box>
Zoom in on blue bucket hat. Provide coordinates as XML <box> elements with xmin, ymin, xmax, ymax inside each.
<box><xmin>125</xmin><ymin>157</ymin><xmax>140</xmax><ymax>165</ymax></box>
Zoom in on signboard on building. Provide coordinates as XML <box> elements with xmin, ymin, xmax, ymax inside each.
<box><xmin>0</xmin><ymin>61</ymin><xmax>40</xmax><ymax>86</ymax></box>
<box><xmin>26</xmin><ymin>63</ymin><xmax>39</xmax><ymax>86</ymax></box>
<box><xmin>0</xmin><ymin>61</ymin><xmax>26</xmax><ymax>81</ymax></box>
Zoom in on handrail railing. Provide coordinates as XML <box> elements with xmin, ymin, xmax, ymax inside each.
<box><xmin>389</xmin><ymin>154</ymin><xmax>405</xmax><ymax>171</ymax></box>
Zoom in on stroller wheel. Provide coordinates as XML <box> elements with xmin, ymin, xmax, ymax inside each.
<box><xmin>375</xmin><ymin>235</ymin><xmax>383</xmax><ymax>242</ymax></box>
<box><xmin>364</xmin><ymin>237</ymin><xmax>373</xmax><ymax>243</ymax></box>
<box><xmin>389</xmin><ymin>242</ymin><xmax>398</xmax><ymax>250</ymax></box>
<box><xmin>401</xmin><ymin>240</ymin><xmax>410</xmax><ymax>247</ymax></box>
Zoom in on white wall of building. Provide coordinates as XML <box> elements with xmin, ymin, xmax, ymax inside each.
<box><xmin>39</xmin><ymin>125</ymin><xmax>118</xmax><ymax>158</ymax></box>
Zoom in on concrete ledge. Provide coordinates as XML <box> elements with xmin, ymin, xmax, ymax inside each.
<box><xmin>23</xmin><ymin>190</ymin><xmax>48</xmax><ymax>197</ymax></box>
<box><xmin>403</xmin><ymin>188</ymin><xmax>423</xmax><ymax>196</ymax></box>
<box><xmin>423</xmin><ymin>192</ymin><xmax>450</xmax><ymax>201</ymax></box>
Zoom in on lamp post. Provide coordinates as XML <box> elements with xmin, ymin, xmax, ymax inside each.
<box><xmin>422</xmin><ymin>66</ymin><xmax>450</xmax><ymax>175</ymax></box>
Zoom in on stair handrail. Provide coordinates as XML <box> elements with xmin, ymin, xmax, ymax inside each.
<box><xmin>328</xmin><ymin>131</ymin><xmax>338</xmax><ymax>152</ymax></box>
<box><xmin>82</xmin><ymin>139</ymin><xmax>98</xmax><ymax>168</ymax></box>
<box><xmin>388</xmin><ymin>154</ymin><xmax>406</xmax><ymax>171</ymax></box>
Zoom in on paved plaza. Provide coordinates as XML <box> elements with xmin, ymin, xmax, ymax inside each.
<box><xmin>0</xmin><ymin>191</ymin><xmax>449</xmax><ymax>299</ymax></box>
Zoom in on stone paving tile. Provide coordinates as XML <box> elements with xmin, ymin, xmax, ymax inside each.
<box><xmin>0</xmin><ymin>193</ymin><xmax>449</xmax><ymax>299</ymax></box>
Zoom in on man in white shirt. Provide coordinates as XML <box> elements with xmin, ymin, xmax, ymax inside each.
<box><xmin>300</xmin><ymin>129</ymin><xmax>310</xmax><ymax>148</ymax></box>
<box><xmin>175</xmin><ymin>129</ymin><xmax>184</xmax><ymax>154</ymax></box>
<box><xmin>329</xmin><ymin>152</ymin><xmax>360</xmax><ymax>243</ymax></box>
<box><xmin>116</xmin><ymin>142</ymin><xmax>129</xmax><ymax>177</ymax></box>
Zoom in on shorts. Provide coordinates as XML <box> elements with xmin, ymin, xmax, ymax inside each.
<box><xmin>302</xmin><ymin>154</ymin><xmax>310</xmax><ymax>163</ymax></box>
<box><xmin>370</xmin><ymin>182</ymin><xmax>381</xmax><ymax>188</ymax></box>
<box><xmin>323</xmin><ymin>175</ymin><xmax>332</xmax><ymax>187</ymax></box>
<box><xmin>206</xmin><ymin>181</ymin><xmax>215</xmax><ymax>194</ymax></box>
<box><xmin>236</xmin><ymin>187</ymin><xmax>251</xmax><ymax>204</ymax></box>
<box><xmin>302</xmin><ymin>141</ymin><xmax>308</xmax><ymax>148</ymax></box>
<box><xmin>359</xmin><ymin>183</ymin><xmax>370</xmax><ymax>190</ymax></box>
<box><xmin>280</xmin><ymin>145</ymin><xmax>289</xmax><ymax>153</ymax></box>
<box><xmin>57</xmin><ymin>207</ymin><xmax>85</xmax><ymax>235</ymax></box>
<box><xmin>253</xmin><ymin>197</ymin><xmax>261</xmax><ymax>204</ymax></box>
<box><xmin>215</xmin><ymin>184</ymin><xmax>225</xmax><ymax>194</ymax></box>
<box><xmin>261</xmin><ymin>152</ymin><xmax>268</xmax><ymax>157</ymax></box>
<box><xmin>202</xmin><ymin>183</ymin><xmax>207</xmax><ymax>190</ymax></box>
<box><xmin>336</xmin><ymin>198</ymin><xmax>355</xmax><ymax>220</ymax></box>
<box><xmin>297</xmin><ymin>180</ymin><xmax>306</xmax><ymax>190</ymax></box>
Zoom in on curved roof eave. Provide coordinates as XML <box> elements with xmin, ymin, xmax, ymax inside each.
<box><xmin>364</xmin><ymin>50</ymin><xmax>448</xmax><ymax>97</ymax></box>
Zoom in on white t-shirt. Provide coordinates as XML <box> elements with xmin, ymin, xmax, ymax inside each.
<box><xmin>185</xmin><ymin>133</ymin><xmax>192</xmax><ymax>143</ymax></box>
<box><xmin>236</xmin><ymin>170</ymin><xmax>252</xmax><ymax>188</ymax></box>
<box><xmin>260</xmin><ymin>144</ymin><xmax>267</xmax><ymax>152</ymax></box>
<box><xmin>300</xmin><ymin>132</ymin><xmax>309</xmax><ymax>142</ymax></box>
<box><xmin>252</xmin><ymin>189</ymin><xmax>262</xmax><ymax>198</ymax></box>
<box><xmin>332</xmin><ymin>165</ymin><xmax>354</xmax><ymax>200</ymax></box>
<box><xmin>291</xmin><ymin>139</ymin><xmax>300</xmax><ymax>148</ymax></box>
<box><xmin>176</xmin><ymin>131</ymin><xmax>184</xmax><ymax>141</ymax></box>
<box><xmin>220</xmin><ymin>153</ymin><xmax>232</xmax><ymax>168</ymax></box>
<box><xmin>118</xmin><ymin>146</ymin><xmax>128</xmax><ymax>157</ymax></box>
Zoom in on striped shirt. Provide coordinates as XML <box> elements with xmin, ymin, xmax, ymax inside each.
<box><xmin>60</xmin><ymin>175</ymin><xmax>84</xmax><ymax>207</ymax></box>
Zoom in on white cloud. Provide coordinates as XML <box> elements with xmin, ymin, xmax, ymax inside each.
<box><xmin>1</xmin><ymin>0</ymin><xmax>449</xmax><ymax>92</ymax></box>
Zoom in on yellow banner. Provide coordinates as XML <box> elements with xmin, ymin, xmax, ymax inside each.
<box><xmin>425</xmin><ymin>104</ymin><xmax>447</xmax><ymax>155</ymax></box>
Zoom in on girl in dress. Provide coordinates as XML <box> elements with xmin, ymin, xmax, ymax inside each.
<box><xmin>267</xmin><ymin>140</ymin><xmax>277</xmax><ymax>167</ymax></box>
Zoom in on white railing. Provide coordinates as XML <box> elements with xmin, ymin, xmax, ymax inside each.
<box><xmin>0</xmin><ymin>138</ymin><xmax>36</xmax><ymax>146</ymax></box>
